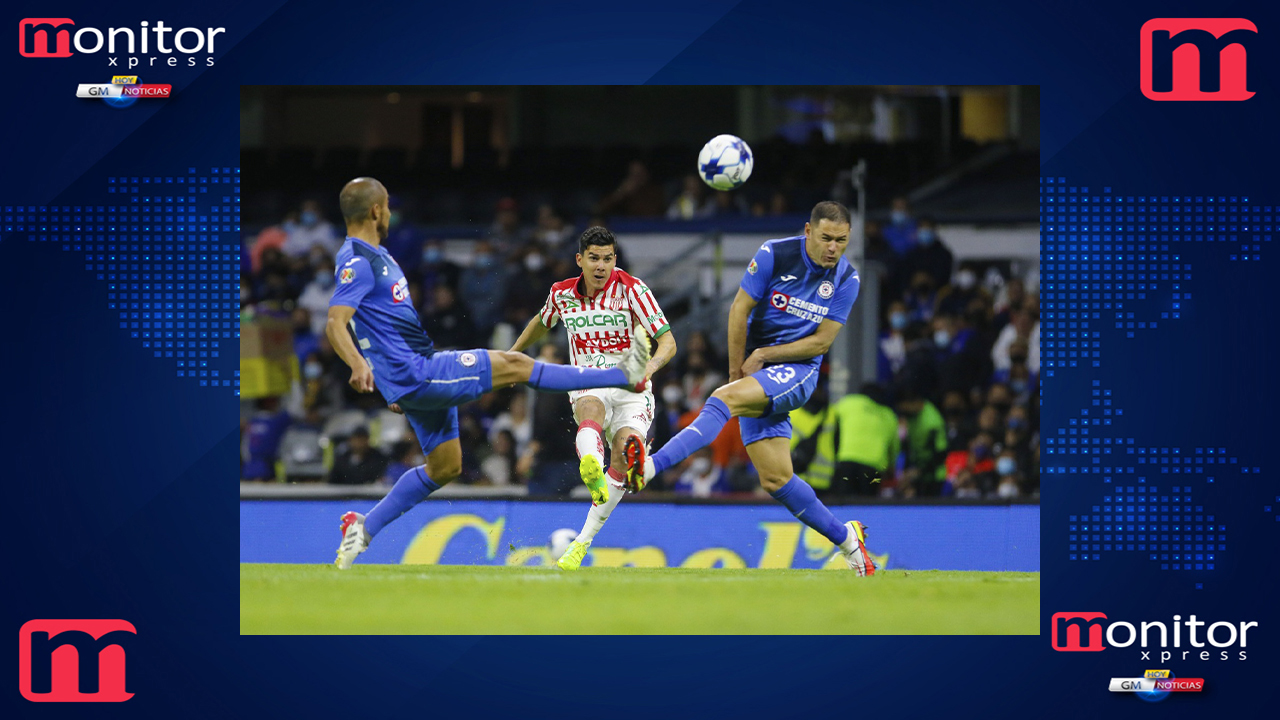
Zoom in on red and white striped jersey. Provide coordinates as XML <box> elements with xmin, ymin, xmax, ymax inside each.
<box><xmin>539</xmin><ymin>268</ymin><xmax>670</xmax><ymax>369</ymax></box>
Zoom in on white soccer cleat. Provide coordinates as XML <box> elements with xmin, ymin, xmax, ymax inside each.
<box><xmin>335</xmin><ymin>511</ymin><xmax>370</xmax><ymax>570</ymax></box>
<box><xmin>838</xmin><ymin>520</ymin><xmax>877</xmax><ymax>577</ymax></box>
<box><xmin>617</xmin><ymin>326</ymin><xmax>651</xmax><ymax>389</ymax></box>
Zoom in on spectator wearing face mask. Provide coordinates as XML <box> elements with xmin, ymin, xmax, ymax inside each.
<box><xmin>994</xmin><ymin>449</ymin><xmax>1022</xmax><ymax>499</ymax></box>
<box><xmin>932</xmin><ymin>313</ymin><xmax>987</xmax><ymax>399</ymax></box>
<box><xmin>506</xmin><ymin>243</ymin><xmax>555</xmax><ymax>319</ymax></box>
<box><xmin>963</xmin><ymin>431</ymin><xmax>998</xmax><ymax>496</ymax></box>
<box><xmin>653</xmin><ymin>380</ymin><xmax>685</xmax><ymax>449</ymax></box>
<box><xmin>673</xmin><ymin>448</ymin><xmax>729</xmax><ymax>498</ymax></box>
<box><xmin>878</xmin><ymin>300</ymin><xmax>909</xmax><ymax>383</ymax></box>
<box><xmin>282</xmin><ymin>199</ymin><xmax>340</xmax><ymax>259</ymax></box>
<box><xmin>901</xmin><ymin>217</ymin><xmax>954</xmax><ymax>290</ymax></box>
<box><xmin>936</xmin><ymin>262</ymin><xmax>983</xmax><ymax>318</ymax></box>
<box><xmin>411</xmin><ymin>239</ymin><xmax>462</xmax><ymax>313</ymax></box>
<box><xmin>459</xmin><ymin>240</ymin><xmax>509</xmax><ymax>337</ymax></box>
<box><xmin>882</xmin><ymin>196</ymin><xmax>918</xmax><ymax>256</ymax></box>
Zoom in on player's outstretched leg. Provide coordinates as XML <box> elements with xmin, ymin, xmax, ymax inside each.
<box><xmin>490</xmin><ymin>327</ymin><xmax>651</xmax><ymax>392</ymax></box>
<box><xmin>625</xmin><ymin>378</ymin><xmax>766</xmax><ymax>491</ymax></box>
<box><xmin>335</xmin><ymin>439</ymin><xmax>460</xmax><ymax>570</ymax></box>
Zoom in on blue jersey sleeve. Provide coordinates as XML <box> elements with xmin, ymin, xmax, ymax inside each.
<box><xmin>827</xmin><ymin>269</ymin><xmax>860</xmax><ymax>324</ymax></box>
<box><xmin>329</xmin><ymin>256</ymin><xmax>375</xmax><ymax>309</ymax></box>
<box><xmin>739</xmin><ymin>243</ymin><xmax>775</xmax><ymax>300</ymax></box>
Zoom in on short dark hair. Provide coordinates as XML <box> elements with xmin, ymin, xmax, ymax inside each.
<box><xmin>339</xmin><ymin>177</ymin><xmax>387</xmax><ymax>225</ymax></box>
<box><xmin>578</xmin><ymin>226</ymin><xmax>618</xmax><ymax>256</ymax></box>
<box><xmin>810</xmin><ymin>200</ymin><xmax>852</xmax><ymax>229</ymax></box>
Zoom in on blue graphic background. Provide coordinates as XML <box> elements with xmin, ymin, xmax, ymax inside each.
<box><xmin>5</xmin><ymin>0</ymin><xmax>1279</xmax><ymax>717</ymax></box>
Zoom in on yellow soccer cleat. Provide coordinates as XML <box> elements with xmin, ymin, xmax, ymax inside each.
<box><xmin>579</xmin><ymin>454</ymin><xmax>609</xmax><ymax>505</ymax></box>
<box><xmin>556</xmin><ymin>540</ymin><xmax>590</xmax><ymax>570</ymax></box>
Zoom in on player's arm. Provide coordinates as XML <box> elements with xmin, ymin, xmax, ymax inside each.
<box><xmin>646</xmin><ymin>329</ymin><xmax>677</xmax><ymax>378</ymax></box>
<box><xmin>742</xmin><ymin>319</ymin><xmax>844</xmax><ymax>375</ymax></box>
<box><xmin>730</xmin><ymin>245</ymin><xmax>774</xmax><ymax>381</ymax></box>
<box><xmin>512</xmin><ymin>288</ymin><xmax>560</xmax><ymax>353</ymax></box>
<box><xmin>325</xmin><ymin>305</ymin><xmax>374</xmax><ymax>393</ymax></box>
<box><xmin>727</xmin><ymin>288</ymin><xmax>758</xmax><ymax>382</ymax></box>
<box><xmin>743</xmin><ymin>267</ymin><xmax>861</xmax><ymax>376</ymax></box>
<box><xmin>627</xmin><ymin>277</ymin><xmax>677</xmax><ymax>383</ymax></box>
<box><xmin>509</xmin><ymin>314</ymin><xmax>550</xmax><ymax>353</ymax></box>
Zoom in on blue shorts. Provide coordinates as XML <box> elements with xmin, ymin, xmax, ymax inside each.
<box><xmin>739</xmin><ymin>362</ymin><xmax>821</xmax><ymax>446</ymax></box>
<box><xmin>395</xmin><ymin>349</ymin><xmax>493</xmax><ymax>454</ymax></box>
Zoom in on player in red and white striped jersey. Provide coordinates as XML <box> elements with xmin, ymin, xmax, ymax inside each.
<box><xmin>510</xmin><ymin>227</ymin><xmax>676</xmax><ymax>569</ymax></box>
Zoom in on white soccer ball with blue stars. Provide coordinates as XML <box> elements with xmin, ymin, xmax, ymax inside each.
<box><xmin>548</xmin><ymin>528</ymin><xmax>578</xmax><ymax>560</ymax></box>
<box><xmin>698</xmin><ymin>134</ymin><xmax>753</xmax><ymax>191</ymax></box>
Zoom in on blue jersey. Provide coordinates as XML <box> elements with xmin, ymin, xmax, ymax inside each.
<box><xmin>329</xmin><ymin>237</ymin><xmax>434</xmax><ymax>403</ymax></box>
<box><xmin>739</xmin><ymin>236</ymin><xmax>860</xmax><ymax>368</ymax></box>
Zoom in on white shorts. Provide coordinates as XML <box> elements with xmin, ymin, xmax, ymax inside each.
<box><xmin>569</xmin><ymin>386</ymin><xmax>654</xmax><ymax>440</ymax></box>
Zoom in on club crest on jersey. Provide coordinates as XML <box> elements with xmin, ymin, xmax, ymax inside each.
<box><xmin>818</xmin><ymin>280</ymin><xmax>835</xmax><ymax>299</ymax></box>
<box><xmin>459</xmin><ymin>352</ymin><xmax>477</xmax><ymax>367</ymax></box>
<box><xmin>607</xmin><ymin>298</ymin><xmax>624</xmax><ymax>310</ymax></box>
<box><xmin>748</xmin><ymin>259</ymin><xmax>758</xmax><ymax>275</ymax></box>
<box><xmin>770</xmin><ymin>291</ymin><xmax>789</xmax><ymax>309</ymax></box>
<box><xmin>391</xmin><ymin>277</ymin><xmax>410</xmax><ymax>304</ymax></box>
<box><xmin>339</xmin><ymin>268</ymin><xmax>355</xmax><ymax>284</ymax></box>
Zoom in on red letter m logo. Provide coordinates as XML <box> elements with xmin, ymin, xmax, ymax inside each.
<box><xmin>1051</xmin><ymin>612</ymin><xmax>1108</xmax><ymax>652</ymax></box>
<box><xmin>19</xmin><ymin>620</ymin><xmax>136</xmax><ymax>702</ymax></box>
<box><xmin>1141</xmin><ymin>18</ymin><xmax>1256</xmax><ymax>101</ymax></box>
<box><xmin>18</xmin><ymin>18</ymin><xmax>75</xmax><ymax>57</ymax></box>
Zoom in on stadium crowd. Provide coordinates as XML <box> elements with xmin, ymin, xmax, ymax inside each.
<box><xmin>241</xmin><ymin>192</ymin><xmax>1038</xmax><ymax>501</ymax></box>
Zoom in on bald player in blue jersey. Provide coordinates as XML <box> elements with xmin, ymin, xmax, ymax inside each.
<box><xmin>330</xmin><ymin>178</ymin><xmax>650</xmax><ymax>569</ymax></box>
<box><xmin>624</xmin><ymin>201</ymin><xmax>877</xmax><ymax>574</ymax></box>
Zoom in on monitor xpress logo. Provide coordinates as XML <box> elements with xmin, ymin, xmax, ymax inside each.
<box><xmin>1052</xmin><ymin>612</ymin><xmax>1257</xmax><ymax>661</ymax></box>
<box><xmin>19</xmin><ymin>620</ymin><xmax>137</xmax><ymax>702</ymax></box>
<box><xmin>19</xmin><ymin>18</ymin><xmax>224</xmax><ymax>68</ymax></box>
<box><xmin>1140</xmin><ymin>18</ymin><xmax>1257</xmax><ymax>101</ymax></box>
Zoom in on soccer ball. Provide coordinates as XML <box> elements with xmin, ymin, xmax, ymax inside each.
<box><xmin>698</xmin><ymin>134</ymin><xmax>753</xmax><ymax>191</ymax></box>
<box><xmin>548</xmin><ymin>528</ymin><xmax>578</xmax><ymax>559</ymax></box>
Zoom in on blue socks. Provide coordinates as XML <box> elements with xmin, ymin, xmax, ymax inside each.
<box><xmin>528</xmin><ymin>361</ymin><xmax>627</xmax><ymax>392</ymax></box>
<box><xmin>652</xmin><ymin>397</ymin><xmax>731</xmax><ymax>474</ymax></box>
<box><xmin>770</xmin><ymin>476</ymin><xmax>850</xmax><ymax>546</ymax></box>
<box><xmin>365</xmin><ymin>466</ymin><xmax>440</xmax><ymax>537</ymax></box>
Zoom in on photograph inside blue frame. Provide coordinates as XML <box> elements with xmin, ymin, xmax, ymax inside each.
<box><xmin>237</xmin><ymin>84</ymin><xmax>1041</xmax><ymax>634</ymax></box>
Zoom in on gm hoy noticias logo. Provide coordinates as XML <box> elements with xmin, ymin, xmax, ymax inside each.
<box><xmin>1052</xmin><ymin>612</ymin><xmax>1258</xmax><ymax>661</ymax></box>
<box><xmin>1141</xmin><ymin>18</ymin><xmax>1257</xmax><ymax>101</ymax></box>
<box><xmin>19</xmin><ymin>18</ymin><xmax>224</xmax><ymax>68</ymax></box>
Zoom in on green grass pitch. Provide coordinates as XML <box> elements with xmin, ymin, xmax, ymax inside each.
<box><xmin>240</xmin><ymin>564</ymin><xmax>1039</xmax><ymax>634</ymax></box>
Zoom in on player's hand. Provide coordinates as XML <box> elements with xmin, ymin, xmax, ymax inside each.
<box><xmin>349</xmin><ymin>363</ymin><xmax>375</xmax><ymax>393</ymax></box>
<box><xmin>388</xmin><ymin>403</ymin><xmax>403</xmax><ymax>414</ymax></box>
<box><xmin>741</xmin><ymin>350</ymin><xmax>767</xmax><ymax>377</ymax></box>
